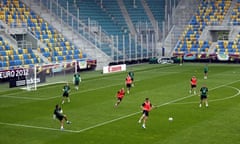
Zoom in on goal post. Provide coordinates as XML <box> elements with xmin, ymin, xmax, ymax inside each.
<box><xmin>23</xmin><ymin>60</ymin><xmax>77</xmax><ymax>91</ymax></box>
<box><xmin>26</xmin><ymin>64</ymin><xmax>37</xmax><ymax>91</ymax></box>
<box><xmin>20</xmin><ymin>59</ymin><xmax>95</xmax><ymax>91</ymax></box>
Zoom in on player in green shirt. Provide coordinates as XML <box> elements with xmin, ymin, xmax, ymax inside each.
<box><xmin>204</xmin><ymin>64</ymin><xmax>208</xmax><ymax>79</ymax></box>
<box><xmin>73</xmin><ymin>72</ymin><xmax>81</xmax><ymax>90</ymax></box>
<box><xmin>53</xmin><ymin>104</ymin><xmax>71</xmax><ymax>130</ymax></box>
<box><xmin>199</xmin><ymin>84</ymin><xmax>208</xmax><ymax>108</ymax></box>
<box><xmin>62</xmin><ymin>83</ymin><xmax>71</xmax><ymax>104</ymax></box>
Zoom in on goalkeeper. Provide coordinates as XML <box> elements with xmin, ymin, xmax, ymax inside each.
<box><xmin>73</xmin><ymin>72</ymin><xmax>81</xmax><ymax>90</ymax></box>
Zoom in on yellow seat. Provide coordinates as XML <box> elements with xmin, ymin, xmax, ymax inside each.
<box><xmin>19</xmin><ymin>54</ymin><xmax>23</xmax><ymax>60</ymax></box>
<box><xmin>44</xmin><ymin>47</ymin><xmax>49</xmax><ymax>52</ymax></box>
<box><xmin>58</xmin><ymin>51</ymin><xmax>62</xmax><ymax>56</ymax></box>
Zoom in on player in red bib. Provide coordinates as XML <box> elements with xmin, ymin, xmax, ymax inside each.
<box><xmin>138</xmin><ymin>98</ymin><xmax>153</xmax><ymax>129</ymax></box>
<box><xmin>114</xmin><ymin>88</ymin><xmax>125</xmax><ymax>107</ymax></box>
<box><xmin>190</xmin><ymin>76</ymin><xmax>197</xmax><ymax>95</ymax></box>
<box><xmin>125</xmin><ymin>74</ymin><xmax>132</xmax><ymax>94</ymax></box>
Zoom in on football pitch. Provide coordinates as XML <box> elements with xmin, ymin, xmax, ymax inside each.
<box><xmin>0</xmin><ymin>63</ymin><xmax>239</xmax><ymax>144</ymax></box>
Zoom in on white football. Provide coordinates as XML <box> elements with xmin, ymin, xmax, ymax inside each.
<box><xmin>168</xmin><ymin>117</ymin><xmax>173</xmax><ymax>121</ymax></box>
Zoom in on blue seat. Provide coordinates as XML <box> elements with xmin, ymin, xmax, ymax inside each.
<box><xmin>23</xmin><ymin>54</ymin><xmax>29</xmax><ymax>59</ymax></box>
<box><xmin>43</xmin><ymin>52</ymin><xmax>51</xmax><ymax>57</ymax></box>
<box><xmin>9</xmin><ymin>60</ymin><xmax>16</xmax><ymax>66</ymax></box>
<box><xmin>66</xmin><ymin>55</ymin><xmax>72</xmax><ymax>60</ymax></box>
<box><xmin>0</xmin><ymin>46</ymin><xmax>3</xmax><ymax>51</ymax></box>
<box><xmin>15</xmin><ymin>60</ymin><xmax>23</xmax><ymax>66</ymax></box>
<box><xmin>73</xmin><ymin>54</ymin><xmax>79</xmax><ymax>59</ymax></box>
<box><xmin>5</xmin><ymin>45</ymin><xmax>10</xmax><ymax>50</ymax></box>
<box><xmin>13</xmin><ymin>55</ymin><xmax>20</xmax><ymax>60</ymax></box>
<box><xmin>57</xmin><ymin>56</ymin><xmax>64</xmax><ymax>61</ymax></box>
<box><xmin>0</xmin><ymin>51</ymin><xmax>6</xmax><ymax>56</ymax></box>
<box><xmin>2</xmin><ymin>61</ymin><xmax>8</xmax><ymax>67</ymax></box>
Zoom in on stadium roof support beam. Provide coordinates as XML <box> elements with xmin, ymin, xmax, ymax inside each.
<box><xmin>117</xmin><ymin>0</ymin><xmax>137</xmax><ymax>36</ymax></box>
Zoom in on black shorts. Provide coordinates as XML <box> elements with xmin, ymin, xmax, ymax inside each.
<box><xmin>56</xmin><ymin>115</ymin><xmax>64</xmax><ymax>121</ymax></box>
<box><xmin>126</xmin><ymin>84</ymin><xmax>131</xmax><ymax>88</ymax></box>
<box><xmin>142</xmin><ymin>110</ymin><xmax>149</xmax><ymax>117</ymax></box>
<box><xmin>191</xmin><ymin>85</ymin><xmax>196</xmax><ymax>88</ymax></box>
<box><xmin>75</xmin><ymin>81</ymin><xmax>79</xmax><ymax>86</ymax></box>
<box><xmin>201</xmin><ymin>95</ymin><xmax>207</xmax><ymax>100</ymax></box>
<box><xmin>117</xmin><ymin>97</ymin><xmax>123</xmax><ymax>101</ymax></box>
<box><xmin>63</xmin><ymin>92</ymin><xmax>69</xmax><ymax>97</ymax></box>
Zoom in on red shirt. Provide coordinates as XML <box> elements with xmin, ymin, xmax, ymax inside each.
<box><xmin>117</xmin><ymin>89</ymin><xmax>125</xmax><ymax>98</ymax></box>
<box><xmin>143</xmin><ymin>101</ymin><xmax>152</xmax><ymax>111</ymax></box>
<box><xmin>191</xmin><ymin>77</ymin><xmax>197</xmax><ymax>85</ymax></box>
<box><xmin>126</xmin><ymin>76</ymin><xmax>132</xmax><ymax>84</ymax></box>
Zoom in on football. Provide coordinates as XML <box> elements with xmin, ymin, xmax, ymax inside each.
<box><xmin>168</xmin><ymin>117</ymin><xmax>173</xmax><ymax>121</ymax></box>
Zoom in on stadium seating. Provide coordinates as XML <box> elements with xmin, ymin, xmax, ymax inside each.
<box><xmin>0</xmin><ymin>0</ymin><xmax>86</xmax><ymax>66</ymax></box>
<box><xmin>46</xmin><ymin>0</ymin><xmax>114</xmax><ymax>57</ymax></box>
<box><xmin>100</xmin><ymin>0</ymin><xmax>129</xmax><ymax>34</ymax></box>
<box><xmin>123</xmin><ymin>0</ymin><xmax>152</xmax><ymax>29</ymax></box>
<box><xmin>230</xmin><ymin>0</ymin><xmax>240</xmax><ymax>25</ymax></box>
<box><xmin>0</xmin><ymin>36</ymin><xmax>42</xmax><ymax>70</ymax></box>
<box><xmin>214</xmin><ymin>0</ymin><xmax>240</xmax><ymax>56</ymax></box>
<box><xmin>41</xmin><ymin>0</ymin><xmax>155</xmax><ymax>60</ymax></box>
<box><xmin>145</xmin><ymin>0</ymin><xmax>165</xmax><ymax>29</ymax></box>
<box><xmin>215</xmin><ymin>33</ymin><xmax>240</xmax><ymax>55</ymax></box>
<box><xmin>174</xmin><ymin>0</ymin><xmax>231</xmax><ymax>56</ymax></box>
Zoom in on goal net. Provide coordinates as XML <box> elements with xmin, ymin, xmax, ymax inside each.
<box><xmin>23</xmin><ymin>60</ymin><xmax>78</xmax><ymax>91</ymax></box>
<box><xmin>25</xmin><ymin>65</ymin><xmax>37</xmax><ymax>91</ymax></box>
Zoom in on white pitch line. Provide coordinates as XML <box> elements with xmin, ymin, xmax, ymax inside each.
<box><xmin>0</xmin><ymin>83</ymin><xmax>122</xmax><ymax>100</ymax></box>
<box><xmin>0</xmin><ymin>122</ymin><xmax>79</xmax><ymax>133</ymax></box>
<box><xmin>0</xmin><ymin>79</ymin><xmax>239</xmax><ymax>133</ymax></box>
<box><xmin>0</xmin><ymin>65</ymin><xmax>179</xmax><ymax>100</ymax></box>
<box><xmin>171</xmin><ymin>86</ymin><xmax>240</xmax><ymax>105</ymax></box>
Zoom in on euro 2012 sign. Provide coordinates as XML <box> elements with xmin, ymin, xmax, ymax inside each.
<box><xmin>0</xmin><ymin>69</ymin><xmax>29</xmax><ymax>79</ymax></box>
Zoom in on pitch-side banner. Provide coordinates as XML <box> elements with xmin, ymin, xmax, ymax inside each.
<box><xmin>103</xmin><ymin>64</ymin><xmax>126</xmax><ymax>74</ymax></box>
<box><xmin>0</xmin><ymin>69</ymin><xmax>29</xmax><ymax>80</ymax></box>
<box><xmin>78</xmin><ymin>60</ymin><xmax>87</xmax><ymax>69</ymax></box>
<box><xmin>217</xmin><ymin>54</ymin><xmax>229</xmax><ymax>61</ymax></box>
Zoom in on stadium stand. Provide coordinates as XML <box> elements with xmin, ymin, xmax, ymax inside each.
<box><xmin>174</xmin><ymin>0</ymin><xmax>231</xmax><ymax>57</ymax></box>
<box><xmin>1</xmin><ymin>0</ymin><xmax>239</xmax><ymax>71</ymax></box>
<box><xmin>230</xmin><ymin>0</ymin><xmax>240</xmax><ymax>25</ymax></box>
<box><xmin>145</xmin><ymin>0</ymin><xmax>165</xmax><ymax>28</ymax></box>
<box><xmin>213</xmin><ymin>0</ymin><xmax>240</xmax><ymax>57</ymax></box>
<box><xmin>0</xmin><ymin>35</ymin><xmax>42</xmax><ymax>70</ymax></box>
<box><xmin>0</xmin><ymin>0</ymin><xmax>87</xmax><ymax>70</ymax></box>
<box><xmin>123</xmin><ymin>0</ymin><xmax>153</xmax><ymax>29</ymax></box>
<box><xmin>42</xmin><ymin>0</ymin><xmax>160</xmax><ymax>61</ymax></box>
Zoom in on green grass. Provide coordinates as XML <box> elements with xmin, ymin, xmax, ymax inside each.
<box><xmin>0</xmin><ymin>63</ymin><xmax>240</xmax><ymax>144</ymax></box>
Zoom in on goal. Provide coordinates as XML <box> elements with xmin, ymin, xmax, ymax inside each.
<box><xmin>24</xmin><ymin>60</ymin><xmax>78</xmax><ymax>91</ymax></box>
<box><xmin>25</xmin><ymin>65</ymin><xmax>37</xmax><ymax>91</ymax></box>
